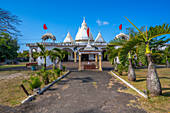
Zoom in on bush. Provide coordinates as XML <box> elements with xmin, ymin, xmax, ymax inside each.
<box><xmin>23</xmin><ymin>75</ymin><xmax>42</xmax><ymax>90</ymax></box>
<box><xmin>62</xmin><ymin>65</ymin><xmax>66</xmax><ymax>71</ymax></box>
<box><xmin>117</xmin><ymin>64</ymin><xmax>123</xmax><ymax>75</ymax></box>
<box><xmin>54</xmin><ymin>68</ymin><xmax>61</xmax><ymax>77</ymax></box>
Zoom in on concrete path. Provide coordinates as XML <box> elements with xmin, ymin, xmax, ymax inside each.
<box><xmin>0</xmin><ymin>70</ymin><xmax>146</xmax><ymax>113</ymax></box>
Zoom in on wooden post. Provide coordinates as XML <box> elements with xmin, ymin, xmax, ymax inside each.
<box><xmin>74</xmin><ymin>52</ymin><xmax>77</xmax><ymax>62</ymax></box>
<box><xmin>95</xmin><ymin>54</ymin><xmax>98</xmax><ymax>68</ymax></box>
<box><xmin>79</xmin><ymin>54</ymin><xmax>81</xmax><ymax>71</ymax></box>
<box><xmin>99</xmin><ymin>54</ymin><xmax>102</xmax><ymax>71</ymax></box>
<box><xmin>20</xmin><ymin>84</ymin><xmax>29</xmax><ymax>96</ymax></box>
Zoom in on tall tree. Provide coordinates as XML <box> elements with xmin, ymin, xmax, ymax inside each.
<box><xmin>0</xmin><ymin>32</ymin><xmax>19</xmax><ymax>61</ymax></box>
<box><xmin>119</xmin><ymin>17</ymin><xmax>170</xmax><ymax>96</ymax></box>
<box><xmin>0</xmin><ymin>8</ymin><xmax>22</xmax><ymax>37</ymax></box>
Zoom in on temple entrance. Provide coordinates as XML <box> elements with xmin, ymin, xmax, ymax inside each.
<box><xmin>81</xmin><ymin>54</ymin><xmax>89</xmax><ymax>61</ymax></box>
<box><xmin>102</xmin><ymin>50</ymin><xmax>108</xmax><ymax>61</ymax></box>
<box><xmin>63</xmin><ymin>54</ymin><xmax>68</xmax><ymax>62</ymax></box>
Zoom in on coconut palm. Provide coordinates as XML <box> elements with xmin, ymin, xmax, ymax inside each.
<box><xmin>36</xmin><ymin>43</ymin><xmax>50</xmax><ymax>70</ymax></box>
<box><xmin>119</xmin><ymin>17</ymin><xmax>170</xmax><ymax>96</ymax></box>
<box><xmin>52</xmin><ymin>48</ymin><xmax>71</xmax><ymax>70</ymax></box>
<box><xmin>105</xmin><ymin>38</ymin><xmax>136</xmax><ymax>81</ymax></box>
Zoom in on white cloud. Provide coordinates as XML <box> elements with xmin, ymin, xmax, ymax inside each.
<box><xmin>96</xmin><ymin>19</ymin><xmax>102</xmax><ymax>26</ymax></box>
<box><xmin>103</xmin><ymin>21</ymin><xmax>109</xmax><ymax>25</ymax></box>
<box><xmin>96</xmin><ymin>19</ymin><xmax>109</xmax><ymax>26</ymax></box>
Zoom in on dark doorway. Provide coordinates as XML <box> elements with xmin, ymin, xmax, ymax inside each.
<box><xmin>102</xmin><ymin>50</ymin><xmax>108</xmax><ymax>61</ymax></box>
<box><xmin>63</xmin><ymin>53</ymin><xmax>68</xmax><ymax>62</ymax></box>
<box><xmin>81</xmin><ymin>54</ymin><xmax>89</xmax><ymax>61</ymax></box>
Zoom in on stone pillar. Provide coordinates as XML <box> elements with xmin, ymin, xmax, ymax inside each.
<box><xmin>95</xmin><ymin>54</ymin><xmax>98</xmax><ymax>68</ymax></box>
<box><xmin>79</xmin><ymin>54</ymin><xmax>81</xmax><ymax>71</ymax></box>
<box><xmin>74</xmin><ymin>52</ymin><xmax>77</xmax><ymax>62</ymax></box>
<box><xmin>29</xmin><ymin>53</ymin><xmax>32</xmax><ymax>63</ymax></box>
<box><xmin>99</xmin><ymin>54</ymin><xmax>102</xmax><ymax>71</ymax></box>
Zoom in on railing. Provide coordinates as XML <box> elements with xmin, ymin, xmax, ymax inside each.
<box><xmin>26</xmin><ymin>42</ymin><xmax>107</xmax><ymax>47</ymax></box>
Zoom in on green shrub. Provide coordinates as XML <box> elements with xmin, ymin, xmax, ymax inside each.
<box><xmin>23</xmin><ymin>75</ymin><xmax>42</xmax><ymax>90</ymax></box>
<box><xmin>62</xmin><ymin>65</ymin><xmax>66</xmax><ymax>71</ymax></box>
<box><xmin>117</xmin><ymin>64</ymin><xmax>123</xmax><ymax>75</ymax></box>
<box><xmin>55</xmin><ymin>68</ymin><xmax>61</xmax><ymax>77</ymax></box>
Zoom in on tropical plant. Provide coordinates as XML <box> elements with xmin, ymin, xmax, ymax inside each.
<box><xmin>52</xmin><ymin>48</ymin><xmax>70</xmax><ymax>70</ymax></box>
<box><xmin>36</xmin><ymin>43</ymin><xmax>50</xmax><ymax>70</ymax></box>
<box><xmin>49</xmin><ymin>48</ymin><xmax>60</xmax><ymax>69</ymax></box>
<box><xmin>105</xmin><ymin>38</ymin><xmax>136</xmax><ymax>81</ymax></box>
<box><xmin>119</xmin><ymin>17</ymin><xmax>170</xmax><ymax>96</ymax></box>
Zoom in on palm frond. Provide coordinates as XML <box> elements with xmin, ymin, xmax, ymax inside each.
<box><xmin>125</xmin><ymin>17</ymin><xmax>145</xmax><ymax>38</ymax></box>
<box><xmin>119</xmin><ymin>37</ymin><xmax>142</xmax><ymax>65</ymax></box>
<box><xmin>149</xmin><ymin>23</ymin><xmax>170</xmax><ymax>41</ymax></box>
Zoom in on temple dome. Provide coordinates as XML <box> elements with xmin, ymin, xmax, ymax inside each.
<box><xmin>94</xmin><ymin>31</ymin><xmax>105</xmax><ymax>43</ymax></box>
<box><xmin>41</xmin><ymin>33</ymin><xmax>56</xmax><ymax>41</ymax></box>
<box><xmin>63</xmin><ymin>31</ymin><xmax>74</xmax><ymax>43</ymax></box>
<box><xmin>75</xmin><ymin>17</ymin><xmax>94</xmax><ymax>43</ymax></box>
<box><xmin>115</xmin><ymin>33</ymin><xmax>129</xmax><ymax>39</ymax></box>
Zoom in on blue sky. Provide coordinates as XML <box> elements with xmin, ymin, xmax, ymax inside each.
<box><xmin>0</xmin><ymin>0</ymin><xmax>170</xmax><ymax>52</ymax></box>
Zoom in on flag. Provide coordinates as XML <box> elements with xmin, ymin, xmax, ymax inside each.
<box><xmin>119</xmin><ymin>24</ymin><xmax>122</xmax><ymax>30</ymax></box>
<box><xmin>87</xmin><ymin>27</ymin><xmax>89</xmax><ymax>37</ymax></box>
<box><xmin>43</xmin><ymin>24</ymin><xmax>48</xmax><ymax>30</ymax></box>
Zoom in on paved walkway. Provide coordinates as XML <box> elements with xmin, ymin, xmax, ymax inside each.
<box><xmin>1</xmin><ymin>69</ymin><xmax>146</xmax><ymax>113</ymax></box>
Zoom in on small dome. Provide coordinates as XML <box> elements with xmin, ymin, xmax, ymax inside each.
<box><xmin>63</xmin><ymin>31</ymin><xmax>74</xmax><ymax>43</ymax></box>
<box><xmin>94</xmin><ymin>31</ymin><xmax>105</xmax><ymax>43</ymax></box>
<box><xmin>41</xmin><ymin>33</ymin><xmax>56</xmax><ymax>41</ymax></box>
<box><xmin>115</xmin><ymin>33</ymin><xmax>129</xmax><ymax>39</ymax></box>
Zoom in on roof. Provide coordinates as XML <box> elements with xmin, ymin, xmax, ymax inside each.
<box><xmin>41</xmin><ymin>33</ymin><xmax>56</xmax><ymax>41</ymax></box>
<box><xmin>94</xmin><ymin>31</ymin><xmax>105</xmax><ymax>43</ymax></box>
<box><xmin>63</xmin><ymin>31</ymin><xmax>74</xmax><ymax>43</ymax></box>
<box><xmin>75</xmin><ymin>17</ymin><xmax>94</xmax><ymax>42</ymax></box>
<box><xmin>115</xmin><ymin>33</ymin><xmax>129</xmax><ymax>39</ymax></box>
<box><xmin>84</xmin><ymin>40</ymin><xmax>95</xmax><ymax>51</ymax></box>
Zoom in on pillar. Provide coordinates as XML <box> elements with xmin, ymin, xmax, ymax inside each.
<box><xmin>95</xmin><ymin>54</ymin><xmax>98</xmax><ymax>68</ymax></box>
<box><xmin>29</xmin><ymin>53</ymin><xmax>32</xmax><ymax>63</ymax></box>
<box><xmin>99</xmin><ymin>54</ymin><xmax>102</xmax><ymax>71</ymax></box>
<box><xmin>79</xmin><ymin>54</ymin><xmax>81</xmax><ymax>71</ymax></box>
<box><xmin>74</xmin><ymin>52</ymin><xmax>77</xmax><ymax>62</ymax></box>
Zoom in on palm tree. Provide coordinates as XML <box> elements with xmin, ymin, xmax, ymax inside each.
<box><xmin>49</xmin><ymin>48</ymin><xmax>60</xmax><ymax>69</ymax></box>
<box><xmin>119</xmin><ymin>17</ymin><xmax>170</xmax><ymax>96</ymax></box>
<box><xmin>52</xmin><ymin>48</ymin><xmax>70</xmax><ymax>70</ymax></box>
<box><xmin>105</xmin><ymin>38</ymin><xmax>136</xmax><ymax>81</ymax></box>
<box><xmin>36</xmin><ymin>43</ymin><xmax>50</xmax><ymax>70</ymax></box>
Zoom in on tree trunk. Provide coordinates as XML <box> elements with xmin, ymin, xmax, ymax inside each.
<box><xmin>128</xmin><ymin>58</ymin><xmax>136</xmax><ymax>81</ymax></box>
<box><xmin>59</xmin><ymin>60</ymin><xmax>63</xmax><ymax>70</ymax></box>
<box><xmin>166</xmin><ymin>56</ymin><xmax>170</xmax><ymax>68</ymax></box>
<box><xmin>44</xmin><ymin>57</ymin><xmax>46</xmax><ymax>71</ymax></box>
<box><xmin>146</xmin><ymin>53</ymin><xmax>162</xmax><ymax>96</ymax></box>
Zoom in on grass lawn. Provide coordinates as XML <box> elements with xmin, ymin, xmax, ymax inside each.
<box><xmin>0</xmin><ymin>69</ymin><xmax>68</xmax><ymax>107</ymax></box>
<box><xmin>110</xmin><ymin>68</ymin><xmax>170</xmax><ymax>113</ymax></box>
<box><xmin>0</xmin><ymin>62</ymin><xmax>28</xmax><ymax>69</ymax></box>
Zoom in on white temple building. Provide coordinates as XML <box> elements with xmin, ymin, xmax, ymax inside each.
<box><xmin>26</xmin><ymin>18</ymin><xmax>128</xmax><ymax>67</ymax></box>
